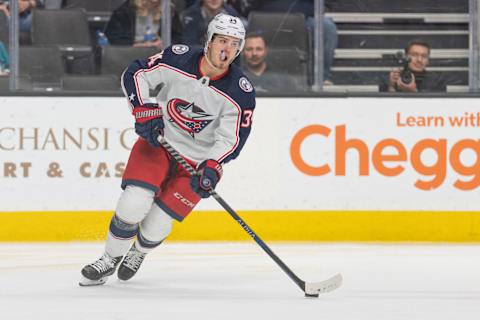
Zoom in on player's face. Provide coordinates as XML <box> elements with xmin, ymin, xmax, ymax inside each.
<box><xmin>243</xmin><ymin>37</ymin><xmax>267</xmax><ymax>68</ymax></box>
<box><xmin>207</xmin><ymin>35</ymin><xmax>241</xmax><ymax>70</ymax></box>
<box><xmin>407</xmin><ymin>44</ymin><xmax>430</xmax><ymax>73</ymax></box>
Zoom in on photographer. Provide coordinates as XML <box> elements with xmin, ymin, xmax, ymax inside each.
<box><xmin>381</xmin><ymin>40</ymin><xmax>447</xmax><ymax>93</ymax></box>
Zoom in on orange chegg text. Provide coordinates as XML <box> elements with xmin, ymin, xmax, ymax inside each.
<box><xmin>290</xmin><ymin>124</ymin><xmax>480</xmax><ymax>191</ymax></box>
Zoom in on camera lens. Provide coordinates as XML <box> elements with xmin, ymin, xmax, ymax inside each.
<box><xmin>401</xmin><ymin>70</ymin><xmax>412</xmax><ymax>84</ymax></box>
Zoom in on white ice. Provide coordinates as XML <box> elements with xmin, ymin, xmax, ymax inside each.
<box><xmin>1</xmin><ymin>242</ymin><xmax>480</xmax><ymax>320</ymax></box>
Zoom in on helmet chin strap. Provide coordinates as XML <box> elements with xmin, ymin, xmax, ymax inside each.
<box><xmin>204</xmin><ymin>51</ymin><xmax>224</xmax><ymax>71</ymax></box>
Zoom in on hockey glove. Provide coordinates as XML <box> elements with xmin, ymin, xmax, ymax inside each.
<box><xmin>132</xmin><ymin>104</ymin><xmax>164</xmax><ymax>147</ymax></box>
<box><xmin>190</xmin><ymin>160</ymin><xmax>223</xmax><ymax>198</ymax></box>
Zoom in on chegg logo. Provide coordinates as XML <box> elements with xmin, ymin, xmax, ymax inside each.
<box><xmin>290</xmin><ymin>124</ymin><xmax>480</xmax><ymax>191</ymax></box>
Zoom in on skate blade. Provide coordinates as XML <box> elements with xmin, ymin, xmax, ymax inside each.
<box><xmin>79</xmin><ymin>275</ymin><xmax>107</xmax><ymax>287</ymax></box>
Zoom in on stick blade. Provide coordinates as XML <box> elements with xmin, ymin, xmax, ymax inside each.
<box><xmin>305</xmin><ymin>273</ymin><xmax>342</xmax><ymax>296</ymax></box>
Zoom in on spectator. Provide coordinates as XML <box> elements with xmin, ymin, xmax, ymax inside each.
<box><xmin>252</xmin><ymin>0</ymin><xmax>338</xmax><ymax>84</ymax></box>
<box><xmin>227</xmin><ymin>0</ymin><xmax>260</xmax><ymax>19</ymax></box>
<box><xmin>0</xmin><ymin>40</ymin><xmax>9</xmax><ymax>76</ymax></box>
<box><xmin>105</xmin><ymin>0</ymin><xmax>182</xmax><ymax>49</ymax></box>
<box><xmin>320</xmin><ymin>14</ymin><xmax>337</xmax><ymax>85</ymax></box>
<box><xmin>184</xmin><ymin>0</ymin><xmax>196</xmax><ymax>7</ymax></box>
<box><xmin>0</xmin><ymin>1</ymin><xmax>44</xmax><ymax>33</ymax></box>
<box><xmin>241</xmin><ymin>32</ymin><xmax>302</xmax><ymax>93</ymax></box>
<box><xmin>180</xmin><ymin>0</ymin><xmax>241</xmax><ymax>47</ymax></box>
<box><xmin>381</xmin><ymin>40</ymin><xmax>447</xmax><ymax>92</ymax></box>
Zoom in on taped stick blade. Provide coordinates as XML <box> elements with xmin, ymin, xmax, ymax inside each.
<box><xmin>305</xmin><ymin>273</ymin><xmax>342</xmax><ymax>296</ymax></box>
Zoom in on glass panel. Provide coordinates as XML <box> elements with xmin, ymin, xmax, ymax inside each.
<box><xmin>174</xmin><ymin>0</ymin><xmax>311</xmax><ymax>95</ymax></box>
<box><xmin>0</xmin><ymin>1</ymin><xmax>10</xmax><ymax>92</ymax></box>
<box><xmin>1</xmin><ymin>0</ymin><xmax>131</xmax><ymax>93</ymax></box>
<box><xmin>324</xmin><ymin>0</ymin><xmax>470</xmax><ymax>94</ymax></box>
<box><xmin>2</xmin><ymin>0</ymin><xmax>475</xmax><ymax>96</ymax></box>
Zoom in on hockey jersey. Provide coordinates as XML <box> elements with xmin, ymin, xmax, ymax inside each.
<box><xmin>121</xmin><ymin>44</ymin><xmax>256</xmax><ymax>165</ymax></box>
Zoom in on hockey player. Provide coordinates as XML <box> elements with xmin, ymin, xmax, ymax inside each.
<box><xmin>79</xmin><ymin>13</ymin><xmax>255</xmax><ymax>286</ymax></box>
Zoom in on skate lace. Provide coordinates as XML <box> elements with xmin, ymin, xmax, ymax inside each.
<box><xmin>123</xmin><ymin>249</ymin><xmax>145</xmax><ymax>271</ymax></box>
<box><xmin>91</xmin><ymin>254</ymin><xmax>116</xmax><ymax>273</ymax></box>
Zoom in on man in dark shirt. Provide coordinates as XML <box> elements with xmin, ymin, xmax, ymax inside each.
<box><xmin>241</xmin><ymin>32</ymin><xmax>302</xmax><ymax>93</ymax></box>
<box><xmin>381</xmin><ymin>40</ymin><xmax>447</xmax><ymax>93</ymax></box>
<box><xmin>180</xmin><ymin>0</ymin><xmax>241</xmax><ymax>47</ymax></box>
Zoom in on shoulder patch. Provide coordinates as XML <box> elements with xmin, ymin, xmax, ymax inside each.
<box><xmin>172</xmin><ymin>45</ymin><xmax>190</xmax><ymax>55</ymax></box>
<box><xmin>239</xmin><ymin>77</ymin><xmax>253</xmax><ymax>93</ymax></box>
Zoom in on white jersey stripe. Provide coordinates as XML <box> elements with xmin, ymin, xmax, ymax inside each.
<box><xmin>131</xmin><ymin>64</ymin><xmax>197</xmax><ymax>107</ymax></box>
<box><xmin>209</xmin><ymin>86</ymin><xmax>242</xmax><ymax>162</ymax></box>
<box><xmin>133</xmin><ymin>69</ymin><xmax>145</xmax><ymax>106</ymax></box>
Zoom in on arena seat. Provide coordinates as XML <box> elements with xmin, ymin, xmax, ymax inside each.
<box><xmin>100</xmin><ymin>45</ymin><xmax>158</xmax><ymax>79</ymax></box>
<box><xmin>19</xmin><ymin>46</ymin><xmax>64</xmax><ymax>91</ymax></box>
<box><xmin>247</xmin><ymin>11</ymin><xmax>309</xmax><ymax>54</ymax></box>
<box><xmin>63</xmin><ymin>0</ymin><xmax>124</xmax><ymax>23</ymax></box>
<box><xmin>266</xmin><ymin>47</ymin><xmax>308</xmax><ymax>88</ymax></box>
<box><xmin>62</xmin><ymin>74</ymin><xmax>120</xmax><ymax>92</ymax></box>
<box><xmin>31</xmin><ymin>9</ymin><xmax>94</xmax><ymax>74</ymax></box>
<box><xmin>325</xmin><ymin>0</ymin><xmax>469</xmax><ymax>88</ymax></box>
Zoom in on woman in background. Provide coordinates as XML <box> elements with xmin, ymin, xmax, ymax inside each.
<box><xmin>105</xmin><ymin>0</ymin><xmax>182</xmax><ymax>49</ymax></box>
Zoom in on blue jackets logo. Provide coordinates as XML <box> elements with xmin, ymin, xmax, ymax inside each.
<box><xmin>172</xmin><ymin>45</ymin><xmax>189</xmax><ymax>55</ymax></box>
<box><xmin>167</xmin><ymin>98</ymin><xmax>214</xmax><ymax>137</ymax></box>
<box><xmin>239</xmin><ymin>77</ymin><xmax>253</xmax><ymax>92</ymax></box>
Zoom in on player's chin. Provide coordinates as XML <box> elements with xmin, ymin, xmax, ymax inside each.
<box><xmin>220</xmin><ymin>59</ymin><xmax>232</xmax><ymax>67</ymax></box>
<box><xmin>214</xmin><ymin>61</ymin><xmax>228</xmax><ymax>70</ymax></box>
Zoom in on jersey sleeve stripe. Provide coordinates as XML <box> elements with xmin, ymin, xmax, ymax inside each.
<box><xmin>125</xmin><ymin>62</ymin><xmax>197</xmax><ymax>107</ymax></box>
<box><xmin>210</xmin><ymin>86</ymin><xmax>242</xmax><ymax>163</ymax></box>
<box><xmin>133</xmin><ymin>69</ymin><xmax>145</xmax><ymax>106</ymax></box>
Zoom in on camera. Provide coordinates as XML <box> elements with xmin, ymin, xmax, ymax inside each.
<box><xmin>394</xmin><ymin>51</ymin><xmax>413</xmax><ymax>84</ymax></box>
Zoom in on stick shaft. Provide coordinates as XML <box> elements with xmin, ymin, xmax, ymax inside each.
<box><xmin>159</xmin><ymin>139</ymin><xmax>306</xmax><ymax>292</ymax></box>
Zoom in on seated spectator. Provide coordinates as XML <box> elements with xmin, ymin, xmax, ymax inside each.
<box><xmin>0</xmin><ymin>1</ymin><xmax>43</xmax><ymax>33</ymax></box>
<box><xmin>381</xmin><ymin>40</ymin><xmax>447</xmax><ymax>93</ymax></box>
<box><xmin>184</xmin><ymin>0</ymin><xmax>196</xmax><ymax>7</ymax></box>
<box><xmin>241</xmin><ymin>32</ymin><xmax>302</xmax><ymax>93</ymax></box>
<box><xmin>252</xmin><ymin>0</ymin><xmax>337</xmax><ymax>84</ymax></box>
<box><xmin>180</xmin><ymin>0</ymin><xmax>241</xmax><ymax>47</ymax></box>
<box><xmin>105</xmin><ymin>0</ymin><xmax>182</xmax><ymax>49</ymax></box>
<box><xmin>0</xmin><ymin>40</ymin><xmax>9</xmax><ymax>76</ymax></box>
<box><xmin>227</xmin><ymin>0</ymin><xmax>260</xmax><ymax>19</ymax></box>
<box><xmin>320</xmin><ymin>14</ymin><xmax>337</xmax><ymax>85</ymax></box>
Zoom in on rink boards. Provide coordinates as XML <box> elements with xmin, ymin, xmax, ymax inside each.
<box><xmin>0</xmin><ymin>97</ymin><xmax>479</xmax><ymax>241</ymax></box>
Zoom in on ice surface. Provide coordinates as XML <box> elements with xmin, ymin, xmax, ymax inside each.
<box><xmin>1</xmin><ymin>242</ymin><xmax>480</xmax><ymax>320</ymax></box>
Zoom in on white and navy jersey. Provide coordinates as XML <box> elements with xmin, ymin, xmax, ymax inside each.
<box><xmin>121</xmin><ymin>44</ymin><xmax>256</xmax><ymax>165</ymax></box>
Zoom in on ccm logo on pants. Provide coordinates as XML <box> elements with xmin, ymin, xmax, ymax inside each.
<box><xmin>174</xmin><ymin>192</ymin><xmax>195</xmax><ymax>208</ymax></box>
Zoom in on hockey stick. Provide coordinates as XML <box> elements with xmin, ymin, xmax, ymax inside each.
<box><xmin>159</xmin><ymin>138</ymin><xmax>342</xmax><ymax>297</ymax></box>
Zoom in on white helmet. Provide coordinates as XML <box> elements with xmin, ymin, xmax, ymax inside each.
<box><xmin>205</xmin><ymin>13</ymin><xmax>246</xmax><ymax>57</ymax></box>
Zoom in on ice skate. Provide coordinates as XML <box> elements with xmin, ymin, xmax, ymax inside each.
<box><xmin>117</xmin><ymin>245</ymin><xmax>146</xmax><ymax>281</ymax></box>
<box><xmin>79</xmin><ymin>252</ymin><xmax>122</xmax><ymax>286</ymax></box>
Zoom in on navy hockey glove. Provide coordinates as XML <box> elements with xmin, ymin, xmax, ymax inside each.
<box><xmin>132</xmin><ymin>104</ymin><xmax>164</xmax><ymax>147</ymax></box>
<box><xmin>190</xmin><ymin>160</ymin><xmax>223</xmax><ymax>198</ymax></box>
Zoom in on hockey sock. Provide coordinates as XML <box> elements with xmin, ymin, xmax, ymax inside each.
<box><xmin>105</xmin><ymin>214</ymin><xmax>139</xmax><ymax>258</ymax></box>
<box><xmin>134</xmin><ymin>231</ymin><xmax>164</xmax><ymax>254</ymax></box>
